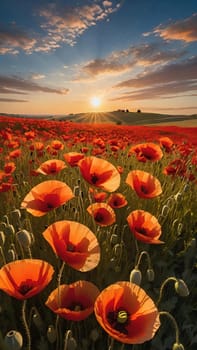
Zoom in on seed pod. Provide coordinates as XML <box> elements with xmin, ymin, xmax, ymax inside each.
<box><xmin>130</xmin><ymin>268</ymin><xmax>142</xmax><ymax>286</ymax></box>
<box><xmin>175</xmin><ymin>279</ymin><xmax>189</xmax><ymax>297</ymax></box>
<box><xmin>47</xmin><ymin>325</ymin><xmax>57</xmax><ymax>344</ymax></box>
<box><xmin>4</xmin><ymin>330</ymin><xmax>23</xmax><ymax>350</ymax></box>
<box><xmin>147</xmin><ymin>268</ymin><xmax>155</xmax><ymax>282</ymax></box>
<box><xmin>16</xmin><ymin>230</ymin><xmax>32</xmax><ymax>249</ymax></box>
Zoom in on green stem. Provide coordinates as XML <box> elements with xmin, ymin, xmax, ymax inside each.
<box><xmin>55</xmin><ymin>261</ymin><xmax>65</xmax><ymax>350</ymax></box>
<box><xmin>156</xmin><ymin>277</ymin><xmax>177</xmax><ymax>305</ymax></box>
<box><xmin>108</xmin><ymin>337</ymin><xmax>115</xmax><ymax>350</ymax></box>
<box><xmin>136</xmin><ymin>250</ymin><xmax>151</xmax><ymax>269</ymax></box>
<box><xmin>22</xmin><ymin>300</ymin><xmax>31</xmax><ymax>350</ymax></box>
<box><xmin>159</xmin><ymin>311</ymin><xmax>180</xmax><ymax>344</ymax></box>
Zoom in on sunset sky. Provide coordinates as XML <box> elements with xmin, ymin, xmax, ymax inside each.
<box><xmin>0</xmin><ymin>0</ymin><xmax>196</xmax><ymax>115</ymax></box>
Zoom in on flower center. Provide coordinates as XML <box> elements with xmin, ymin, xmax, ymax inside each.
<box><xmin>91</xmin><ymin>173</ymin><xmax>99</xmax><ymax>184</ymax></box>
<box><xmin>94</xmin><ymin>212</ymin><xmax>104</xmax><ymax>222</ymax></box>
<box><xmin>140</xmin><ymin>185</ymin><xmax>149</xmax><ymax>194</ymax></box>
<box><xmin>46</xmin><ymin>203</ymin><xmax>54</xmax><ymax>209</ymax></box>
<box><xmin>18</xmin><ymin>279</ymin><xmax>34</xmax><ymax>295</ymax></box>
<box><xmin>107</xmin><ymin>309</ymin><xmax>129</xmax><ymax>334</ymax></box>
<box><xmin>67</xmin><ymin>243</ymin><xmax>75</xmax><ymax>252</ymax></box>
<box><xmin>69</xmin><ymin>302</ymin><xmax>84</xmax><ymax>311</ymax></box>
<box><xmin>135</xmin><ymin>227</ymin><xmax>147</xmax><ymax>235</ymax></box>
<box><xmin>117</xmin><ymin>310</ymin><xmax>128</xmax><ymax>324</ymax></box>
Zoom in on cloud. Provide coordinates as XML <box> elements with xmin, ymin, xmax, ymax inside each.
<box><xmin>38</xmin><ymin>1</ymin><xmax>120</xmax><ymax>47</ymax></box>
<box><xmin>0</xmin><ymin>98</ymin><xmax>28</xmax><ymax>103</ymax></box>
<box><xmin>114</xmin><ymin>56</ymin><xmax>197</xmax><ymax>88</ymax></box>
<box><xmin>0</xmin><ymin>24</ymin><xmax>37</xmax><ymax>54</ymax></box>
<box><xmin>75</xmin><ymin>42</ymin><xmax>186</xmax><ymax>80</ymax></box>
<box><xmin>152</xmin><ymin>13</ymin><xmax>197</xmax><ymax>42</ymax></box>
<box><xmin>111</xmin><ymin>80</ymin><xmax>197</xmax><ymax>101</ymax></box>
<box><xmin>31</xmin><ymin>74</ymin><xmax>46</xmax><ymax>80</ymax></box>
<box><xmin>111</xmin><ymin>56</ymin><xmax>197</xmax><ymax>102</ymax></box>
<box><xmin>0</xmin><ymin>75</ymin><xmax>70</xmax><ymax>95</ymax></box>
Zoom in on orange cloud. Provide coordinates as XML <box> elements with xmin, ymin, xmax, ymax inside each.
<box><xmin>153</xmin><ymin>13</ymin><xmax>197</xmax><ymax>42</ymax></box>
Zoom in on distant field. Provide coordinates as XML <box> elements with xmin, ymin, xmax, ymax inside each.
<box><xmin>48</xmin><ymin>111</ymin><xmax>197</xmax><ymax>127</ymax></box>
<box><xmin>1</xmin><ymin>111</ymin><xmax>197</xmax><ymax>126</ymax></box>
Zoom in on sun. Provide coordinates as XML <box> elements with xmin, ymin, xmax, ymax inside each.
<box><xmin>90</xmin><ymin>96</ymin><xmax>101</xmax><ymax>108</ymax></box>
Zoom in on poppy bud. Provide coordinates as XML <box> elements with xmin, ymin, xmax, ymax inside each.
<box><xmin>66</xmin><ymin>336</ymin><xmax>77</xmax><ymax>350</ymax></box>
<box><xmin>110</xmin><ymin>234</ymin><xmax>118</xmax><ymax>245</ymax></box>
<box><xmin>161</xmin><ymin>205</ymin><xmax>169</xmax><ymax>217</ymax></box>
<box><xmin>16</xmin><ymin>230</ymin><xmax>32</xmax><ymax>249</ymax></box>
<box><xmin>90</xmin><ymin>328</ymin><xmax>100</xmax><ymax>342</ymax></box>
<box><xmin>73</xmin><ymin>186</ymin><xmax>80</xmax><ymax>196</ymax></box>
<box><xmin>175</xmin><ymin>279</ymin><xmax>189</xmax><ymax>297</ymax></box>
<box><xmin>2</xmin><ymin>215</ymin><xmax>9</xmax><ymax>225</ymax></box>
<box><xmin>147</xmin><ymin>268</ymin><xmax>155</xmax><ymax>282</ymax></box>
<box><xmin>7</xmin><ymin>249</ymin><xmax>17</xmax><ymax>262</ymax></box>
<box><xmin>172</xmin><ymin>342</ymin><xmax>185</xmax><ymax>350</ymax></box>
<box><xmin>11</xmin><ymin>209</ymin><xmax>21</xmax><ymax>222</ymax></box>
<box><xmin>0</xmin><ymin>231</ymin><xmax>6</xmax><ymax>246</ymax></box>
<box><xmin>4</xmin><ymin>224</ymin><xmax>15</xmax><ymax>236</ymax></box>
<box><xmin>32</xmin><ymin>309</ymin><xmax>44</xmax><ymax>331</ymax></box>
<box><xmin>114</xmin><ymin>244</ymin><xmax>122</xmax><ymax>257</ymax></box>
<box><xmin>177</xmin><ymin>223</ymin><xmax>183</xmax><ymax>235</ymax></box>
<box><xmin>174</xmin><ymin>192</ymin><xmax>182</xmax><ymax>201</ymax></box>
<box><xmin>0</xmin><ymin>222</ymin><xmax>6</xmax><ymax>230</ymax></box>
<box><xmin>130</xmin><ymin>268</ymin><xmax>142</xmax><ymax>285</ymax></box>
<box><xmin>47</xmin><ymin>325</ymin><xmax>57</xmax><ymax>343</ymax></box>
<box><xmin>4</xmin><ymin>330</ymin><xmax>23</xmax><ymax>350</ymax></box>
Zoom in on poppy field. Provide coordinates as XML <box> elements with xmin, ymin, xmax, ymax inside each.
<box><xmin>0</xmin><ymin>115</ymin><xmax>196</xmax><ymax>350</ymax></box>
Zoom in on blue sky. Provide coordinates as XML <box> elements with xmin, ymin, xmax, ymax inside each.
<box><xmin>0</xmin><ymin>0</ymin><xmax>196</xmax><ymax>115</ymax></box>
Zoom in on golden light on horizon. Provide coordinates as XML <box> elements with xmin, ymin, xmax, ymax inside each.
<box><xmin>90</xmin><ymin>96</ymin><xmax>102</xmax><ymax>108</ymax></box>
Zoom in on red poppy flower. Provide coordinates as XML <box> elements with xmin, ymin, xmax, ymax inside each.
<box><xmin>126</xmin><ymin>170</ymin><xmax>162</xmax><ymax>199</ymax></box>
<box><xmin>127</xmin><ymin>210</ymin><xmax>164</xmax><ymax>244</ymax></box>
<box><xmin>87</xmin><ymin>203</ymin><xmax>116</xmax><ymax>226</ymax></box>
<box><xmin>163</xmin><ymin>159</ymin><xmax>187</xmax><ymax>177</ymax></box>
<box><xmin>21</xmin><ymin>180</ymin><xmax>74</xmax><ymax>216</ymax></box>
<box><xmin>4</xmin><ymin>162</ymin><xmax>16</xmax><ymax>174</ymax></box>
<box><xmin>36</xmin><ymin>159</ymin><xmax>67</xmax><ymax>175</ymax></box>
<box><xmin>29</xmin><ymin>142</ymin><xmax>44</xmax><ymax>152</ymax></box>
<box><xmin>63</xmin><ymin>152</ymin><xmax>84</xmax><ymax>167</ymax></box>
<box><xmin>0</xmin><ymin>259</ymin><xmax>54</xmax><ymax>300</ymax></box>
<box><xmin>50</xmin><ymin>140</ymin><xmax>64</xmax><ymax>150</ymax></box>
<box><xmin>89</xmin><ymin>189</ymin><xmax>108</xmax><ymax>203</ymax></box>
<box><xmin>78</xmin><ymin>156</ymin><xmax>120</xmax><ymax>192</ymax></box>
<box><xmin>107</xmin><ymin>193</ymin><xmax>128</xmax><ymax>209</ymax></box>
<box><xmin>9</xmin><ymin>149</ymin><xmax>22</xmax><ymax>159</ymax></box>
<box><xmin>129</xmin><ymin>143</ymin><xmax>163</xmax><ymax>162</ymax></box>
<box><xmin>94</xmin><ymin>281</ymin><xmax>160</xmax><ymax>344</ymax></box>
<box><xmin>45</xmin><ymin>280</ymin><xmax>100</xmax><ymax>321</ymax></box>
<box><xmin>42</xmin><ymin>220</ymin><xmax>100</xmax><ymax>271</ymax></box>
<box><xmin>159</xmin><ymin>137</ymin><xmax>174</xmax><ymax>153</ymax></box>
